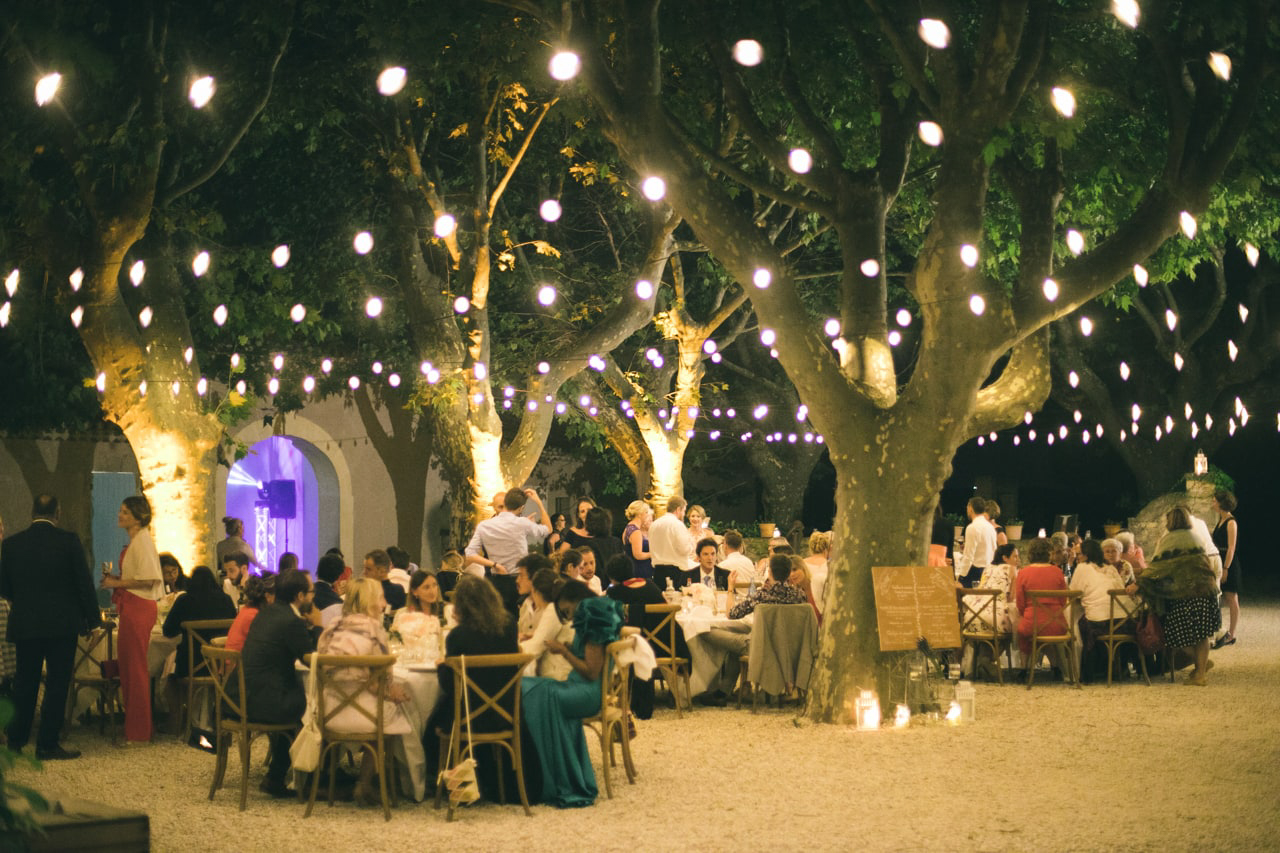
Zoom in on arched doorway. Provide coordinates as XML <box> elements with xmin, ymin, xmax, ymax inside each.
<box><xmin>225</xmin><ymin>436</ymin><xmax>339</xmax><ymax>573</ymax></box>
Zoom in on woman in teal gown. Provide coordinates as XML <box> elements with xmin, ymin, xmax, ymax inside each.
<box><xmin>521</xmin><ymin>580</ymin><xmax>623</xmax><ymax>808</ymax></box>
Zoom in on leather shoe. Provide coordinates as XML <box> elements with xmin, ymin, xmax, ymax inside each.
<box><xmin>36</xmin><ymin>746</ymin><xmax>81</xmax><ymax>761</ymax></box>
<box><xmin>258</xmin><ymin>778</ymin><xmax>292</xmax><ymax>799</ymax></box>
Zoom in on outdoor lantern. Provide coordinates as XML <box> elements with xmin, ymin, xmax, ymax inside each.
<box><xmin>893</xmin><ymin>704</ymin><xmax>911</xmax><ymax>728</ymax></box>
<box><xmin>854</xmin><ymin>690</ymin><xmax>880</xmax><ymax>730</ymax></box>
<box><xmin>1194</xmin><ymin>449</ymin><xmax>1208</xmax><ymax>476</ymax></box>
<box><xmin>955</xmin><ymin>680</ymin><xmax>976</xmax><ymax>722</ymax></box>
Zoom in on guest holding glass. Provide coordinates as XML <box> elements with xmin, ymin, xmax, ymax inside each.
<box><xmin>101</xmin><ymin>496</ymin><xmax>165</xmax><ymax>744</ymax></box>
<box><xmin>521</xmin><ymin>580</ymin><xmax>624</xmax><ymax>807</ymax></box>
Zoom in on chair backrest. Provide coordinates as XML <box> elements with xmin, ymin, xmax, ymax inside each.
<box><xmin>183</xmin><ymin>619</ymin><xmax>236</xmax><ymax>679</ymax></box>
<box><xmin>748</xmin><ymin>604</ymin><xmax>818</xmax><ymax>694</ymax></box>
<box><xmin>200</xmin><ymin>645</ymin><xmax>247</xmax><ymax>722</ymax></box>
<box><xmin>74</xmin><ymin>620</ymin><xmax>117</xmax><ymax>676</ymax></box>
<box><xmin>959</xmin><ymin>589</ymin><xmax>1001</xmax><ymax>636</ymax></box>
<box><xmin>311</xmin><ymin>653</ymin><xmax>397</xmax><ymax>734</ymax></box>
<box><xmin>1106</xmin><ymin>589</ymin><xmax>1142</xmax><ymax>631</ymax></box>
<box><xmin>441</xmin><ymin>653</ymin><xmax>535</xmax><ymax>737</ymax></box>
<box><xmin>600</xmin><ymin>637</ymin><xmax>634</xmax><ymax>715</ymax></box>
<box><xmin>642</xmin><ymin>604</ymin><xmax>680</xmax><ymax>659</ymax></box>
<box><xmin>1026</xmin><ymin>590</ymin><xmax>1081</xmax><ymax>639</ymax></box>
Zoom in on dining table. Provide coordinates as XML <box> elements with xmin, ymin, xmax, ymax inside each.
<box><xmin>674</xmin><ymin>593</ymin><xmax>753</xmax><ymax>697</ymax></box>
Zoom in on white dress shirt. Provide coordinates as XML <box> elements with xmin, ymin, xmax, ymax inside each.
<box><xmin>464</xmin><ymin>511</ymin><xmax>550</xmax><ymax>574</ymax></box>
<box><xmin>1068</xmin><ymin>561</ymin><xmax>1125</xmax><ymax>622</ymax></box>
<box><xmin>649</xmin><ymin>513</ymin><xmax>694</xmax><ymax>569</ymax></box>
<box><xmin>720</xmin><ymin>552</ymin><xmax>759</xmax><ymax>583</ymax></box>
<box><xmin>955</xmin><ymin>515</ymin><xmax>997</xmax><ymax>577</ymax></box>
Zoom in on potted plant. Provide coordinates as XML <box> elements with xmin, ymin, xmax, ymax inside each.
<box><xmin>1103</xmin><ymin>520</ymin><xmax>1123</xmax><ymax>538</ymax></box>
<box><xmin>757</xmin><ymin>521</ymin><xmax>776</xmax><ymax>539</ymax></box>
<box><xmin>944</xmin><ymin>513</ymin><xmax>965</xmax><ymax>544</ymax></box>
<box><xmin>1004</xmin><ymin>519</ymin><xmax>1024</xmax><ymax>540</ymax></box>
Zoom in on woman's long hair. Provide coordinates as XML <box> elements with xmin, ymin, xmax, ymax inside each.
<box><xmin>451</xmin><ymin>575</ymin><xmax>509</xmax><ymax>636</ymax></box>
<box><xmin>407</xmin><ymin>570</ymin><xmax>444</xmax><ymax>617</ymax></box>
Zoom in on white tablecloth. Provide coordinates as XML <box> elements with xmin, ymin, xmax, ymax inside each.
<box><xmin>675</xmin><ymin>606</ymin><xmax>752</xmax><ymax>696</ymax></box>
<box><xmin>392</xmin><ymin>663</ymin><xmax>440</xmax><ymax>801</ymax></box>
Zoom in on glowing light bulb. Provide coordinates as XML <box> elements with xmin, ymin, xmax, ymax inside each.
<box><xmin>129</xmin><ymin>261</ymin><xmax>146</xmax><ymax>286</ymax></box>
<box><xmin>703</xmin><ymin>339</ymin><xmax>717</xmax><ymax>355</ymax></box>
<box><xmin>303</xmin><ymin>376</ymin><xmax>316</xmax><ymax>393</ymax></box>
<box><xmin>353</xmin><ymin>231</ymin><xmax>374</xmax><ymax>254</ymax></box>
<box><xmin>1059</xmin><ymin>425</ymin><xmax>1069</xmax><ymax>439</ymax></box>
<box><xmin>1042</xmin><ymin>278</ymin><xmax>1059</xmax><ymax>301</ymax></box>
<box><xmin>138</xmin><ymin>380</ymin><xmax>147</xmax><ymax>397</ymax></box>
<box><xmin>4</xmin><ymin>270</ymin><xmax>17</xmax><ymax>298</ymax></box>
<box><xmin>824</xmin><ymin>318</ymin><xmax>840</xmax><ymax>337</ymax></box>
<box><xmin>1068</xmin><ymin>370</ymin><xmax>1079</xmax><ymax>388</ymax></box>
<box><xmin>753</xmin><ymin>268</ymin><xmax>772</xmax><ymax>289</ymax></box>
<box><xmin>641</xmin><ymin>176</ymin><xmax>666</xmax><ymax>201</ymax></box>
<box><xmin>171</xmin><ymin>380</ymin><xmax>182</xmax><ymax>396</ymax></box>
<box><xmin>231</xmin><ymin>353</ymin><xmax>242</xmax><ymax>369</ymax></box>
<box><xmin>138</xmin><ymin>306</ymin><xmax>152</xmax><ymax>328</ymax></box>
<box><xmin>348</xmin><ymin>376</ymin><xmax>361</xmax><ymax>390</ymax></box>
<box><xmin>732</xmin><ymin>39</ymin><xmax>764</xmax><ymax>66</ymax></box>
<box><xmin>1174</xmin><ymin>352</ymin><xmax>1184</xmax><ymax>371</ymax></box>
<box><xmin>377</xmin><ymin>66</ymin><xmax>407</xmax><ymax>95</ymax></box>
<box><xmin>235</xmin><ymin>380</ymin><xmax>246</xmax><ymax>395</ymax></box>
<box><xmin>192</xmin><ymin>251</ymin><xmax>210</xmax><ymax>277</ymax></box>
<box><xmin>1111</xmin><ymin>0</ymin><xmax>1140</xmax><ymax>28</ymax></box>
<box><xmin>430</xmin><ymin>214</ymin><xmax>456</xmax><ymax>238</ymax></box>
<box><xmin>1238</xmin><ymin>303</ymin><xmax>1249</xmax><ymax>324</ymax></box>
<box><xmin>1024</xmin><ymin>411</ymin><xmax>1033</xmax><ymax>425</ymax></box>
<box><xmin>888</xmin><ymin>330</ymin><xmax>902</xmax><ymax>347</ymax></box>
<box><xmin>969</xmin><ymin>294</ymin><xmax>985</xmax><ymax>316</ymax></box>
<box><xmin>189</xmin><ymin>76</ymin><xmax>216</xmax><ymax>108</ymax></box>
<box><xmin>0</xmin><ymin>302</ymin><xmax>9</xmax><ymax>327</ymax></box>
<box><xmin>70</xmin><ymin>305</ymin><xmax>83</xmax><ymax>327</ymax></box>
<box><xmin>1080</xmin><ymin>316</ymin><xmax>1093</xmax><ymax>336</ymax></box>
<box><xmin>917</xmin><ymin>121</ymin><xmax>943</xmax><ymax>146</ymax></box>
<box><xmin>1073</xmin><ymin>410</ymin><xmax>1082</xmax><ymax>424</ymax></box>
<box><xmin>537</xmin><ymin>284</ymin><xmax>556</xmax><ymax>306</ymax></box>
<box><xmin>1208</xmin><ymin>52</ymin><xmax>1232</xmax><ymax>81</ymax></box>
<box><xmin>1132</xmin><ymin>403</ymin><xmax>1142</xmax><ymax>421</ymax></box>
<box><xmin>1228</xmin><ymin>340</ymin><xmax>1238</xmax><ymax>362</ymax></box>
<box><xmin>858</xmin><ymin>258</ymin><xmax>880</xmax><ymax>278</ymax></box>
<box><xmin>1165</xmin><ymin>309</ymin><xmax>1177</xmax><ymax>330</ymax></box>
<box><xmin>635</xmin><ymin>279</ymin><xmax>654</xmax><ymax>299</ymax></box>
<box><xmin>1205</xmin><ymin>413</ymin><xmax>1213</xmax><ymax>429</ymax></box>
<box><xmin>788</xmin><ymin>148</ymin><xmax>812</xmax><ymax>173</ymax></box>
<box><xmin>1051</xmin><ymin>87</ymin><xmax>1076</xmax><ymax>118</ymax></box>
<box><xmin>896</xmin><ymin>308</ymin><xmax>912</xmax><ymax>327</ymax></box>
<box><xmin>1119</xmin><ymin>362</ymin><xmax>1130</xmax><ymax>380</ymax></box>
<box><xmin>35</xmin><ymin>72</ymin><xmax>61</xmax><ymax>106</ymax></box>
<box><xmin>752</xmin><ymin>404</ymin><xmax>768</xmax><ymax>420</ymax></box>
<box><xmin>453</xmin><ymin>296</ymin><xmax>470</xmax><ymax>313</ymax></box>
<box><xmin>539</xmin><ymin>200</ymin><xmax>562</xmax><ymax>222</ymax></box>
<box><xmin>473</xmin><ymin>362</ymin><xmax>487</xmax><ymax>381</ymax></box>
<box><xmin>322</xmin><ymin>358</ymin><xmax>333</xmax><ymax>374</ymax></box>
<box><xmin>269</xmin><ymin>244</ymin><xmax>289</xmax><ymax>268</ymax></box>
<box><xmin>960</xmin><ymin>244</ymin><xmax>979</xmax><ymax>267</ymax></box>
<box><xmin>1179</xmin><ymin>211</ymin><xmax>1197</xmax><ymax>239</ymax></box>
<box><xmin>759</xmin><ymin>328</ymin><xmax>776</xmax><ymax>347</ymax></box>
<box><xmin>69</xmin><ymin>268</ymin><xmax>83</xmax><ymax>291</ymax></box>
<box><xmin>95</xmin><ymin>372</ymin><xmax>106</xmax><ymax>392</ymax></box>
<box><xmin>547</xmin><ymin>50</ymin><xmax>581</xmax><ymax>81</ymax></box>
<box><xmin>917</xmin><ymin>19</ymin><xmax>950</xmax><ymax>49</ymax></box>
<box><xmin>426</xmin><ymin>368</ymin><xmax>440</xmax><ymax>384</ymax></box>
<box><xmin>1134</xmin><ymin>264</ymin><xmax>1148</xmax><ymax>286</ymax></box>
<box><xmin>1243</xmin><ymin>243</ymin><xmax>1259</xmax><ymax>267</ymax></box>
<box><xmin>1066</xmin><ymin>229</ymin><xmax>1085</xmax><ymax>256</ymax></box>
<box><xmin>213</xmin><ymin>304</ymin><xmax>228</xmax><ymax>326</ymax></box>
<box><xmin>272</xmin><ymin>354</ymin><xmax>284</xmax><ymax>370</ymax></box>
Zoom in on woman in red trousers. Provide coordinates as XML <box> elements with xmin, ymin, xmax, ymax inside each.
<box><xmin>102</xmin><ymin>496</ymin><xmax>165</xmax><ymax>744</ymax></box>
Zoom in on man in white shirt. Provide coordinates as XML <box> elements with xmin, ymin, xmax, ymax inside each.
<box><xmin>465</xmin><ymin>487</ymin><xmax>550</xmax><ymax>615</ymax></box>
<box><xmin>648</xmin><ymin>496</ymin><xmax>694</xmax><ymax>591</ymax></box>
<box><xmin>955</xmin><ymin>497</ymin><xmax>996</xmax><ymax>588</ymax></box>
<box><xmin>720</xmin><ymin>530</ymin><xmax>758</xmax><ymax>586</ymax></box>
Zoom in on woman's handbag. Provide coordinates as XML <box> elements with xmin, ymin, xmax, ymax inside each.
<box><xmin>438</xmin><ymin>655</ymin><xmax>480</xmax><ymax>807</ymax></box>
<box><xmin>1136</xmin><ymin>609</ymin><xmax>1164</xmax><ymax>655</ymax></box>
<box><xmin>289</xmin><ymin>653</ymin><xmax>323</xmax><ymax>773</ymax></box>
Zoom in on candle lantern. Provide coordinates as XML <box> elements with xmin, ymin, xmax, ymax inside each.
<box><xmin>955</xmin><ymin>679</ymin><xmax>976</xmax><ymax>722</ymax></box>
<box><xmin>893</xmin><ymin>704</ymin><xmax>911</xmax><ymax>728</ymax></box>
<box><xmin>1194</xmin><ymin>449</ymin><xmax>1208</xmax><ymax>476</ymax></box>
<box><xmin>854</xmin><ymin>690</ymin><xmax>880</xmax><ymax>730</ymax></box>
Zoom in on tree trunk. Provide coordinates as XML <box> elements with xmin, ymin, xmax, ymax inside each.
<box><xmin>743</xmin><ymin>440</ymin><xmax>823</xmax><ymax>532</ymax></box>
<box><xmin>353</xmin><ymin>387</ymin><xmax>435</xmax><ymax>559</ymax></box>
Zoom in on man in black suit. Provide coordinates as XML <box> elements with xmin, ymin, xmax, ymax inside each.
<box><xmin>683</xmin><ymin>538</ymin><xmax>730</xmax><ymax>590</ymax></box>
<box><xmin>0</xmin><ymin>494</ymin><xmax>102</xmax><ymax>759</ymax></box>
<box><xmin>241</xmin><ymin>568</ymin><xmax>315</xmax><ymax>797</ymax></box>
<box><xmin>312</xmin><ymin>553</ymin><xmax>344</xmax><ymax>612</ymax></box>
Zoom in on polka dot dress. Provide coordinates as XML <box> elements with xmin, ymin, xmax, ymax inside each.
<box><xmin>1162</xmin><ymin>595</ymin><xmax>1221</xmax><ymax>648</ymax></box>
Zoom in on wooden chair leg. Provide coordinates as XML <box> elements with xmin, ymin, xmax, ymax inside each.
<box><xmin>209</xmin><ymin>730</ymin><xmax>229</xmax><ymax>800</ymax></box>
<box><xmin>512</xmin><ymin>734</ymin><xmax>531</xmax><ymax>817</ymax></box>
<box><xmin>599</xmin><ymin>724</ymin><xmax>615</xmax><ymax>800</ymax></box>
<box><xmin>376</xmin><ymin>742</ymin><xmax>391</xmax><ymax>822</ymax></box>
<box><xmin>238</xmin><ymin>734</ymin><xmax>252</xmax><ymax>812</ymax></box>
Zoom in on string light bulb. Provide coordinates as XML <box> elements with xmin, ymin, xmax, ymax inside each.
<box><xmin>641</xmin><ymin>176</ymin><xmax>666</xmax><ymax>201</ymax></box>
<box><xmin>272</xmin><ymin>245</ymin><xmax>290</xmax><ymax>267</ymax></box>
<box><xmin>377</xmin><ymin>67</ymin><xmax>407</xmax><ymax>95</ymax></box>
<box><xmin>35</xmin><ymin>72</ymin><xmax>61</xmax><ymax>106</ymax></box>
<box><xmin>917</xmin><ymin>19</ymin><xmax>950</xmax><ymax>49</ymax></box>
<box><xmin>732</xmin><ymin>39</ymin><xmax>764</xmax><ymax>66</ymax></box>
<box><xmin>189</xmin><ymin>76</ymin><xmax>216</xmax><ymax>108</ymax></box>
<box><xmin>788</xmin><ymin>148</ymin><xmax>812</xmax><ymax>173</ymax></box>
<box><xmin>549</xmin><ymin>51</ymin><xmax>581</xmax><ymax>81</ymax></box>
<box><xmin>917</xmin><ymin>121</ymin><xmax>943</xmax><ymax>146</ymax></box>
<box><xmin>192</xmin><ymin>251</ymin><xmax>210</xmax><ymax>277</ymax></box>
<box><xmin>1111</xmin><ymin>0</ymin><xmax>1140</xmax><ymax>28</ymax></box>
<box><xmin>1051</xmin><ymin>87</ymin><xmax>1076</xmax><ymax>118</ymax></box>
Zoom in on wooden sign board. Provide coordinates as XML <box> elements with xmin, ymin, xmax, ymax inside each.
<box><xmin>871</xmin><ymin>565</ymin><xmax>962</xmax><ymax>652</ymax></box>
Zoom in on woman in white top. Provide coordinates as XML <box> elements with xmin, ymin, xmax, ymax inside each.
<box><xmin>804</xmin><ymin>531</ymin><xmax>832</xmax><ymax>614</ymax></box>
<box><xmin>102</xmin><ymin>495</ymin><xmax>164</xmax><ymax>743</ymax></box>
<box><xmin>520</xmin><ymin>568</ymin><xmax>573</xmax><ymax>679</ymax></box>
<box><xmin>1069</xmin><ymin>539</ymin><xmax>1125</xmax><ymax>682</ymax></box>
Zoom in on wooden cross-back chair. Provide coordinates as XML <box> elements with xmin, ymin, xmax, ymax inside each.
<box><xmin>65</xmin><ymin>620</ymin><xmax>119</xmax><ymax>742</ymax></box>
<box><xmin>304</xmin><ymin>653</ymin><xmax>398</xmax><ymax>821</ymax></box>
<box><xmin>180</xmin><ymin>618</ymin><xmax>235</xmax><ymax>741</ymax></box>
<box><xmin>641</xmin><ymin>604</ymin><xmax>691</xmax><ymax>716</ymax></box>
<box><xmin>1025</xmin><ymin>590</ymin><xmax>1083</xmax><ymax>689</ymax></box>
<box><xmin>582</xmin><ymin>637</ymin><xmax>637</xmax><ymax>799</ymax></box>
<box><xmin>957</xmin><ymin>589</ymin><xmax>1012</xmax><ymax>684</ymax></box>
<box><xmin>434</xmin><ymin>653</ymin><xmax>535</xmax><ymax>821</ymax></box>
<box><xmin>200</xmin><ymin>645</ymin><xmax>298</xmax><ymax>811</ymax></box>
<box><xmin>1101</xmin><ymin>589</ymin><xmax>1151</xmax><ymax>686</ymax></box>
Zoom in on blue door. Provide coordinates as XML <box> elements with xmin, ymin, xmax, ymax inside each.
<box><xmin>92</xmin><ymin>471</ymin><xmax>137</xmax><ymax>608</ymax></box>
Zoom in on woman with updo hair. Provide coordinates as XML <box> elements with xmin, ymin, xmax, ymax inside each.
<box><xmin>621</xmin><ymin>499</ymin><xmax>653</xmax><ymax>581</ymax></box>
<box><xmin>103</xmin><ymin>496</ymin><xmax>165</xmax><ymax>743</ymax></box>
<box><xmin>215</xmin><ymin>515</ymin><xmax>259</xmax><ymax>572</ymax></box>
<box><xmin>804</xmin><ymin>531</ymin><xmax>831</xmax><ymax>614</ymax></box>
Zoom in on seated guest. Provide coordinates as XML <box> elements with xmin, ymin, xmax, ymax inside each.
<box><xmin>423</xmin><ymin>575</ymin><xmax>521</xmax><ymax>802</ymax></box>
<box><xmin>516</xmin><ymin>554</ymin><xmax>556</xmax><ymax>639</ymax></box>
<box><xmin>754</xmin><ymin>541</ymin><xmax>793</xmax><ymax>580</ymax></box>
<box><xmin>277</xmin><ymin>552</ymin><xmax>299</xmax><ymax>573</ymax></box>
<box><xmin>161</xmin><ymin>565</ymin><xmax>237</xmax><ymax>735</ymax></box>
<box><xmin>696</xmin><ymin>555</ymin><xmax>809</xmax><ymax>706</ymax></box>
<box><xmin>241</xmin><ymin>568</ymin><xmax>317</xmax><ymax>798</ymax></box>
<box><xmin>1116</xmin><ymin>530</ymin><xmax>1146</xmax><ymax>573</ymax></box>
<box><xmin>521</xmin><ymin>568</ymin><xmax>573</xmax><ymax>680</ymax></box>
<box><xmin>160</xmin><ymin>553</ymin><xmax>188</xmax><ymax>594</ymax></box>
<box><xmin>220</xmin><ymin>552</ymin><xmax>250</xmax><ymax>607</ymax></box>
<box><xmin>1101</xmin><ymin>538</ymin><xmax>1135</xmax><ymax>585</ymax></box>
<box><xmin>604</xmin><ymin>555</ymin><xmax>664</xmax><ymax>718</ymax></box>
<box><xmin>803</xmin><ymin>531</ymin><xmax>831</xmax><ymax>614</ymax></box>
<box><xmin>788</xmin><ymin>555</ymin><xmax>819</xmax><ymax>620</ymax></box>
<box><xmin>1013</xmin><ymin>538</ymin><xmax>1069</xmax><ymax>676</ymax></box>
<box><xmin>960</xmin><ymin>544</ymin><xmax>1019</xmax><ymax>680</ymax></box>
<box><xmin>576</xmin><ymin>547</ymin><xmax>603</xmax><ymax>595</ymax></box>
<box><xmin>684</xmin><ymin>538</ymin><xmax>729</xmax><ymax>590</ymax></box>
<box><xmin>362</xmin><ymin>549</ymin><xmax>406</xmax><ymax>611</ymax></box>
<box><xmin>1070</xmin><ymin>539</ymin><xmax>1126</xmax><ymax>682</ymax></box>
<box><xmin>521</xmin><ymin>581</ymin><xmax>625</xmax><ymax>807</ymax></box>
<box><xmin>583</xmin><ymin>508</ymin><xmax>622</xmax><ymax>590</ymax></box>
<box><xmin>315</xmin><ymin>579</ymin><xmax>413</xmax><ymax>806</ymax></box>
<box><xmin>226</xmin><ymin>574</ymin><xmax>273</xmax><ymax>652</ymax></box>
<box><xmin>313</xmin><ymin>553</ymin><xmax>345</xmax><ymax>624</ymax></box>
<box><xmin>435</xmin><ymin>550</ymin><xmax>463</xmax><ymax>597</ymax></box>
<box><xmin>720</xmin><ymin>530</ymin><xmax>759</xmax><ymax>589</ymax></box>
<box><xmin>386</xmin><ymin>546</ymin><xmax>413</xmax><ymax>594</ymax></box>
<box><xmin>393</xmin><ymin>570</ymin><xmax>451</xmax><ymax>632</ymax></box>
<box><xmin>557</xmin><ymin>547</ymin><xmax>585</xmax><ymax>581</ymax></box>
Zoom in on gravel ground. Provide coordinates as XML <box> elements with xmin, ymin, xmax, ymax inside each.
<box><xmin>12</xmin><ymin>601</ymin><xmax>1279</xmax><ymax>852</ymax></box>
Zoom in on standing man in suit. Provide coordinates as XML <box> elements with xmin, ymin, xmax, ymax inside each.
<box><xmin>0</xmin><ymin>494</ymin><xmax>102</xmax><ymax>759</ymax></box>
<box><xmin>684</xmin><ymin>538</ymin><xmax>730</xmax><ymax>590</ymax></box>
